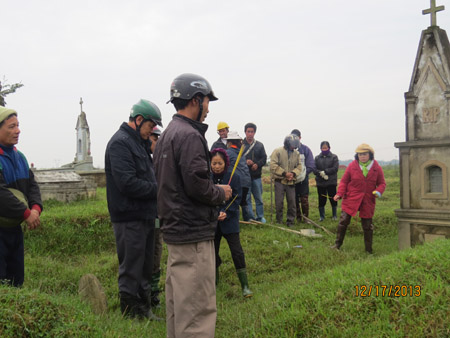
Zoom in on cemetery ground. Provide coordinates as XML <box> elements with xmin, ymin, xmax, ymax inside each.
<box><xmin>1</xmin><ymin>166</ymin><xmax>449</xmax><ymax>337</ymax></box>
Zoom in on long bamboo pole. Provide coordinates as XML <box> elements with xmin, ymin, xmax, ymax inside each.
<box><xmin>301</xmin><ymin>215</ymin><xmax>334</xmax><ymax>236</ymax></box>
<box><xmin>240</xmin><ymin>220</ymin><xmax>306</xmax><ymax>236</ymax></box>
<box><xmin>228</xmin><ymin>144</ymin><xmax>245</xmax><ymax>185</ymax></box>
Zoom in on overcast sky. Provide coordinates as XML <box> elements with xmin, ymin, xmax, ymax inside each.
<box><xmin>2</xmin><ymin>0</ymin><xmax>449</xmax><ymax>168</ymax></box>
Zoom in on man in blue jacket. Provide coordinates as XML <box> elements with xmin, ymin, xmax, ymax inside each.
<box><xmin>105</xmin><ymin>99</ymin><xmax>162</xmax><ymax>320</ymax></box>
<box><xmin>243</xmin><ymin>122</ymin><xmax>267</xmax><ymax>223</ymax></box>
<box><xmin>0</xmin><ymin>106</ymin><xmax>42</xmax><ymax>287</ymax></box>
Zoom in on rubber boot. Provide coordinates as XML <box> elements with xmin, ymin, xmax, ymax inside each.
<box><xmin>332</xmin><ymin>206</ymin><xmax>337</xmax><ymax>220</ymax></box>
<box><xmin>330</xmin><ymin>212</ymin><xmax>350</xmax><ymax>250</ymax></box>
<box><xmin>137</xmin><ymin>290</ymin><xmax>163</xmax><ymax>321</ymax></box>
<box><xmin>215</xmin><ymin>267</ymin><xmax>219</xmax><ymax>286</ymax></box>
<box><xmin>361</xmin><ymin>219</ymin><xmax>374</xmax><ymax>254</ymax></box>
<box><xmin>150</xmin><ymin>271</ymin><xmax>161</xmax><ymax>308</ymax></box>
<box><xmin>236</xmin><ymin>268</ymin><xmax>253</xmax><ymax>298</ymax></box>
<box><xmin>319</xmin><ymin>207</ymin><xmax>325</xmax><ymax>222</ymax></box>
<box><xmin>300</xmin><ymin>196</ymin><xmax>310</xmax><ymax>223</ymax></box>
<box><xmin>363</xmin><ymin>230</ymin><xmax>373</xmax><ymax>254</ymax></box>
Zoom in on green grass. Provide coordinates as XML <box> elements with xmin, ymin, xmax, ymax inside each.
<box><xmin>1</xmin><ymin>165</ymin><xmax>449</xmax><ymax>337</ymax></box>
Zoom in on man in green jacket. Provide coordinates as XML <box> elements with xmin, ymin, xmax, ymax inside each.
<box><xmin>270</xmin><ymin>134</ymin><xmax>302</xmax><ymax>227</ymax></box>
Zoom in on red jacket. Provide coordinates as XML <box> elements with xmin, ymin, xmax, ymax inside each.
<box><xmin>337</xmin><ymin>159</ymin><xmax>386</xmax><ymax>218</ymax></box>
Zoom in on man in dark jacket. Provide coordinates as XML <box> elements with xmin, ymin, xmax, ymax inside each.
<box><xmin>154</xmin><ymin>73</ymin><xmax>232</xmax><ymax>338</ymax></box>
<box><xmin>243</xmin><ymin>122</ymin><xmax>267</xmax><ymax>222</ymax></box>
<box><xmin>105</xmin><ymin>99</ymin><xmax>162</xmax><ymax>320</ymax></box>
<box><xmin>0</xmin><ymin>106</ymin><xmax>42</xmax><ymax>287</ymax></box>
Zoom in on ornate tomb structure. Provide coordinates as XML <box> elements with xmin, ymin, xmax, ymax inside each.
<box><xmin>395</xmin><ymin>1</ymin><xmax>450</xmax><ymax>249</ymax></box>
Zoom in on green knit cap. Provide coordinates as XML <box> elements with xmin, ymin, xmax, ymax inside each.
<box><xmin>0</xmin><ymin>106</ymin><xmax>18</xmax><ymax>124</ymax></box>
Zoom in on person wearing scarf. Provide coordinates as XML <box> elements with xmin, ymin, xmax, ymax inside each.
<box><xmin>314</xmin><ymin>141</ymin><xmax>339</xmax><ymax>221</ymax></box>
<box><xmin>331</xmin><ymin>144</ymin><xmax>386</xmax><ymax>253</ymax></box>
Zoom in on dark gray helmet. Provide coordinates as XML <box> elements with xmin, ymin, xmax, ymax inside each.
<box><xmin>168</xmin><ymin>73</ymin><xmax>218</xmax><ymax>103</ymax></box>
<box><xmin>284</xmin><ymin>134</ymin><xmax>300</xmax><ymax>149</ymax></box>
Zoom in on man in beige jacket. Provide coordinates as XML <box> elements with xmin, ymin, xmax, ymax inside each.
<box><xmin>270</xmin><ymin>134</ymin><xmax>302</xmax><ymax>226</ymax></box>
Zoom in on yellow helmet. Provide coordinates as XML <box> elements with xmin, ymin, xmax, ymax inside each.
<box><xmin>355</xmin><ymin>143</ymin><xmax>375</xmax><ymax>154</ymax></box>
<box><xmin>217</xmin><ymin>121</ymin><xmax>229</xmax><ymax>131</ymax></box>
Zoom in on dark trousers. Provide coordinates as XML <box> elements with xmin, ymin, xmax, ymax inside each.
<box><xmin>0</xmin><ymin>226</ymin><xmax>24</xmax><ymax>287</ymax></box>
<box><xmin>317</xmin><ymin>186</ymin><xmax>337</xmax><ymax>208</ymax></box>
<box><xmin>214</xmin><ymin>229</ymin><xmax>246</xmax><ymax>270</ymax></box>
<box><xmin>295</xmin><ymin>177</ymin><xmax>310</xmax><ymax>219</ymax></box>
<box><xmin>152</xmin><ymin>227</ymin><xmax>163</xmax><ymax>275</ymax></box>
<box><xmin>113</xmin><ymin>220</ymin><xmax>155</xmax><ymax>297</ymax></box>
<box><xmin>274</xmin><ymin>181</ymin><xmax>296</xmax><ymax>224</ymax></box>
<box><xmin>295</xmin><ymin>177</ymin><xmax>309</xmax><ymax>202</ymax></box>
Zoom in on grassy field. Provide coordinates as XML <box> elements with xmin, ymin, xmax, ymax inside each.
<box><xmin>1</xmin><ymin>165</ymin><xmax>449</xmax><ymax>337</ymax></box>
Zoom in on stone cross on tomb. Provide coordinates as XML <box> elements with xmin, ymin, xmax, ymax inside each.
<box><xmin>422</xmin><ymin>0</ymin><xmax>445</xmax><ymax>27</ymax></box>
<box><xmin>79</xmin><ymin>97</ymin><xmax>84</xmax><ymax>113</ymax></box>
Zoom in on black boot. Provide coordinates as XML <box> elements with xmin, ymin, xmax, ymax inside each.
<box><xmin>236</xmin><ymin>268</ymin><xmax>253</xmax><ymax>298</ymax></box>
<box><xmin>364</xmin><ymin>230</ymin><xmax>373</xmax><ymax>254</ymax></box>
<box><xmin>332</xmin><ymin>206</ymin><xmax>337</xmax><ymax>220</ymax></box>
<box><xmin>120</xmin><ymin>292</ymin><xmax>149</xmax><ymax>319</ymax></box>
<box><xmin>319</xmin><ymin>207</ymin><xmax>325</xmax><ymax>222</ymax></box>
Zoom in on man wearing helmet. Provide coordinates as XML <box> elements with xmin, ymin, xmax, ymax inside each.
<box><xmin>270</xmin><ymin>134</ymin><xmax>303</xmax><ymax>227</ymax></box>
<box><xmin>105</xmin><ymin>99</ymin><xmax>163</xmax><ymax>320</ymax></box>
<box><xmin>154</xmin><ymin>73</ymin><xmax>232</xmax><ymax>338</ymax></box>
<box><xmin>210</xmin><ymin>121</ymin><xmax>229</xmax><ymax>150</ymax></box>
<box><xmin>291</xmin><ymin>129</ymin><xmax>316</xmax><ymax>224</ymax></box>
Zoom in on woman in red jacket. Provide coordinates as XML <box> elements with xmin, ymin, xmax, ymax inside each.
<box><xmin>331</xmin><ymin>144</ymin><xmax>386</xmax><ymax>253</ymax></box>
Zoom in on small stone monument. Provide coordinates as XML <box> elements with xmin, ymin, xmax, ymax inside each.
<box><xmin>394</xmin><ymin>1</ymin><xmax>450</xmax><ymax>249</ymax></box>
<box><xmin>62</xmin><ymin>98</ymin><xmax>94</xmax><ymax>171</ymax></box>
<box><xmin>78</xmin><ymin>274</ymin><xmax>108</xmax><ymax>315</ymax></box>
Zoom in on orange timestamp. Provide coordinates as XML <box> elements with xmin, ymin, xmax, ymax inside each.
<box><xmin>354</xmin><ymin>285</ymin><xmax>421</xmax><ymax>297</ymax></box>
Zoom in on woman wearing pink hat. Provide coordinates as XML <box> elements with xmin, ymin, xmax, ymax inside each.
<box><xmin>331</xmin><ymin>144</ymin><xmax>386</xmax><ymax>253</ymax></box>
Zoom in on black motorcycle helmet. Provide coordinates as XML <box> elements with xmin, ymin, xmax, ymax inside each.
<box><xmin>168</xmin><ymin>73</ymin><xmax>218</xmax><ymax>122</ymax></box>
<box><xmin>168</xmin><ymin>73</ymin><xmax>218</xmax><ymax>103</ymax></box>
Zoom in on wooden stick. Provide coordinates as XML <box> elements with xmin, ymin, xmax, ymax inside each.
<box><xmin>240</xmin><ymin>220</ymin><xmax>306</xmax><ymax>236</ymax></box>
<box><xmin>223</xmin><ymin>194</ymin><xmax>238</xmax><ymax>211</ymax></box>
